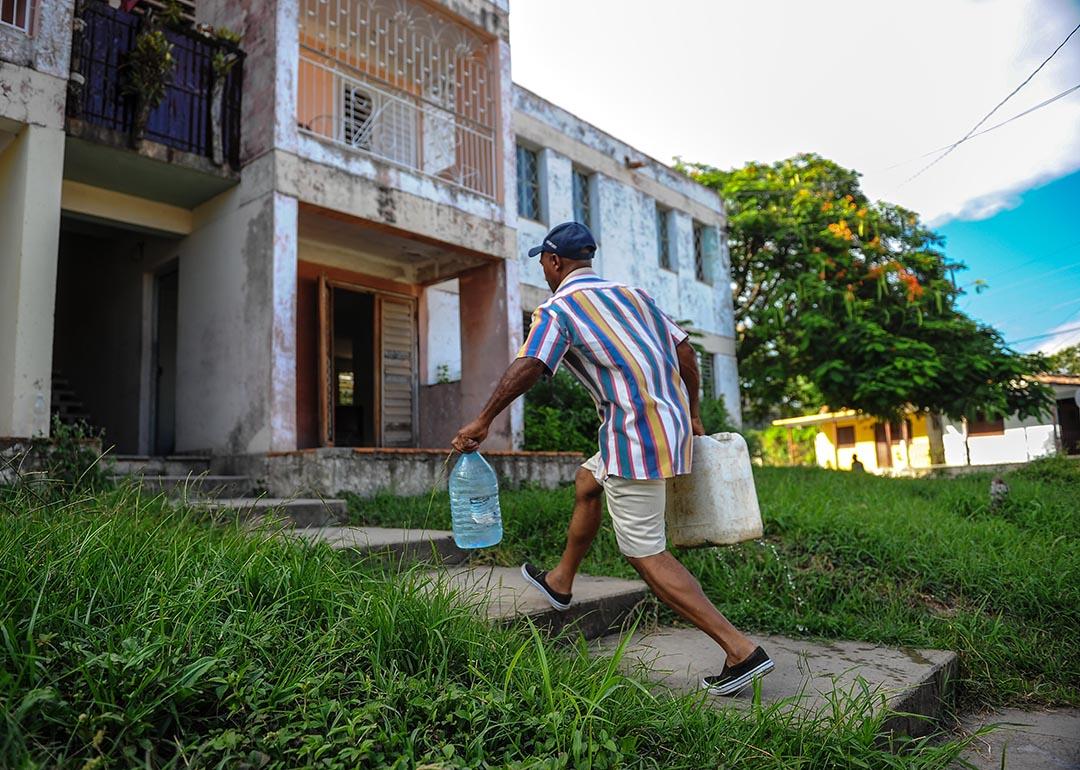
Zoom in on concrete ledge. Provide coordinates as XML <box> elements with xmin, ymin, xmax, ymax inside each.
<box><xmin>283</xmin><ymin>525</ymin><xmax>468</xmax><ymax>567</ymax></box>
<box><xmin>206</xmin><ymin>497</ymin><xmax>347</xmax><ymax>528</ymax></box>
<box><xmin>216</xmin><ymin>448</ymin><xmax>583</xmax><ymax>498</ymax></box>
<box><xmin>594</xmin><ymin>628</ymin><xmax>957</xmax><ymax>738</ymax></box>
<box><xmin>429</xmin><ymin>566</ymin><xmax>650</xmax><ymax>641</ymax></box>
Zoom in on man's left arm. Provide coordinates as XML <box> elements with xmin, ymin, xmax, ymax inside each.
<box><xmin>451</xmin><ymin>357</ymin><xmax>548</xmax><ymax>452</ymax></box>
<box><xmin>676</xmin><ymin>339</ymin><xmax>706</xmax><ymax>436</ymax></box>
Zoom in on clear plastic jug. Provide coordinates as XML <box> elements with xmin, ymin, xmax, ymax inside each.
<box><xmin>449</xmin><ymin>452</ymin><xmax>503</xmax><ymax>549</ymax></box>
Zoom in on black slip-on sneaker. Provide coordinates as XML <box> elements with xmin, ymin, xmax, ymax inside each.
<box><xmin>520</xmin><ymin>562</ymin><xmax>571</xmax><ymax>611</ymax></box>
<box><xmin>701</xmin><ymin>646</ymin><xmax>775</xmax><ymax>696</ymax></box>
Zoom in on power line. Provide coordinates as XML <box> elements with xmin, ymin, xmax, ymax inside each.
<box><xmin>1007</xmin><ymin>323</ymin><xmax>1080</xmax><ymax>346</ymax></box>
<box><xmin>899</xmin><ymin>20</ymin><xmax>1080</xmax><ymax>187</ymax></box>
<box><xmin>885</xmin><ymin>83</ymin><xmax>1080</xmax><ymax>172</ymax></box>
<box><xmin>959</xmin><ymin>239</ymin><xmax>1080</xmax><ymax>289</ymax></box>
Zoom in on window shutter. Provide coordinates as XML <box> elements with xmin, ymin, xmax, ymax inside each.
<box><xmin>379</xmin><ymin>296</ymin><xmax>417</xmax><ymax>447</ymax></box>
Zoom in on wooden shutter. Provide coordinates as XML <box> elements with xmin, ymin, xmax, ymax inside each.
<box><xmin>378</xmin><ymin>296</ymin><xmax>416</xmax><ymax>447</ymax></box>
<box><xmin>317</xmin><ymin>274</ymin><xmax>335</xmax><ymax>446</ymax></box>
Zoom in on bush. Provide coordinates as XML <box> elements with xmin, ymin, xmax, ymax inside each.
<box><xmin>523</xmin><ymin>370</ymin><xmax>599</xmax><ymax>454</ymax></box>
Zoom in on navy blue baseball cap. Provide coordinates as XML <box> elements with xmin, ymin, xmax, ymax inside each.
<box><xmin>527</xmin><ymin>221</ymin><xmax>597</xmax><ymax>260</ymax></box>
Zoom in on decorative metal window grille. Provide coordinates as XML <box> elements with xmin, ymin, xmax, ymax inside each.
<box><xmin>656</xmin><ymin>205</ymin><xmax>672</xmax><ymax>270</ymax></box>
<box><xmin>298</xmin><ymin>0</ymin><xmax>497</xmax><ymax>199</ymax></box>
<box><xmin>693</xmin><ymin>221</ymin><xmax>707</xmax><ymax>282</ymax></box>
<box><xmin>517</xmin><ymin>144</ymin><xmax>541</xmax><ymax>221</ymax></box>
<box><xmin>1</xmin><ymin>0</ymin><xmax>31</xmax><ymax>32</ymax></box>
<box><xmin>572</xmin><ymin>167</ymin><xmax>591</xmax><ymax>227</ymax></box>
<box><xmin>698</xmin><ymin>351</ymin><xmax>715</xmax><ymax>399</ymax></box>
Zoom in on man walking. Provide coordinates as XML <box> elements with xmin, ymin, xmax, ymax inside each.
<box><xmin>452</xmin><ymin>222</ymin><xmax>773</xmax><ymax>695</ymax></box>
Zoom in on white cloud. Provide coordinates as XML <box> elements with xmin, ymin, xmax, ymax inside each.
<box><xmin>509</xmin><ymin>0</ymin><xmax>1080</xmax><ymax>224</ymax></box>
<box><xmin>1036</xmin><ymin>319</ymin><xmax>1080</xmax><ymax>353</ymax></box>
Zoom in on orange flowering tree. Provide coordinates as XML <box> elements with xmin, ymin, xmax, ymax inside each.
<box><xmin>679</xmin><ymin>153</ymin><xmax>1050</xmax><ymax>422</ymax></box>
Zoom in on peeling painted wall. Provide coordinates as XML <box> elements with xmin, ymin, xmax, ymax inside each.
<box><xmin>0</xmin><ymin>0</ymin><xmax>73</xmax><ymax>78</ymax></box>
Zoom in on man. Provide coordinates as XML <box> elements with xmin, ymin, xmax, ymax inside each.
<box><xmin>452</xmin><ymin>222</ymin><xmax>773</xmax><ymax>695</ymax></box>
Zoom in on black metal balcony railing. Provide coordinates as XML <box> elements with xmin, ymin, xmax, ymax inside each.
<box><xmin>69</xmin><ymin>0</ymin><xmax>243</xmax><ymax>169</ymax></box>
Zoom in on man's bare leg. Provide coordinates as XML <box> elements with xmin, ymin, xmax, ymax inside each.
<box><xmin>627</xmin><ymin>551</ymin><xmax>758</xmax><ymax>666</ymax></box>
<box><xmin>543</xmin><ymin>468</ymin><xmax>603</xmax><ymax>595</ymax></box>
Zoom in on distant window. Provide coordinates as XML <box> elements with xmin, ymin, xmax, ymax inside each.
<box><xmin>572</xmin><ymin>168</ymin><xmax>592</xmax><ymax>228</ymax></box>
<box><xmin>836</xmin><ymin>425</ymin><xmax>856</xmax><ymax>447</ymax></box>
<box><xmin>656</xmin><ymin>205</ymin><xmax>672</xmax><ymax>270</ymax></box>
<box><xmin>877</xmin><ymin>419</ymin><xmax>913</xmax><ymax>443</ymax></box>
<box><xmin>516</xmin><ymin>144</ymin><xmax>541</xmax><ymax>221</ymax></box>
<box><xmin>698</xmin><ymin>351</ymin><xmax>715</xmax><ymax>399</ymax></box>
<box><xmin>0</xmin><ymin>0</ymin><xmax>30</xmax><ymax>32</ymax></box>
<box><xmin>969</xmin><ymin>413</ymin><xmax>1005</xmax><ymax>436</ymax></box>
<box><xmin>342</xmin><ymin>86</ymin><xmax>374</xmax><ymax>149</ymax></box>
<box><xmin>693</xmin><ymin>222</ymin><xmax>708</xmax><ymax>282</ymax></box>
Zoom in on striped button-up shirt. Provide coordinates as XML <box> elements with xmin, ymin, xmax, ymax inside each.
<box><xmin>518</xmin><ymin>269</ymin><xmax>692</xmax><ymax>480</ymax></box>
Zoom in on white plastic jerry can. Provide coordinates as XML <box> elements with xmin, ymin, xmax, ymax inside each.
<box><xmin>666</xmin><ymin>433</ymin><xmax>763</xmax><ymax>548</ymax></box>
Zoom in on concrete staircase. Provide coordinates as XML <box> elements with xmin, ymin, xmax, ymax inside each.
<box><xmin>124</xmin><ymin>466</ymin><xmax>955</xmax><ymax>741</ymax></box>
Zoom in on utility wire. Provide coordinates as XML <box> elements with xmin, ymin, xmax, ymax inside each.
<box><xmin>959</xmin><ymin>239</ymin><xmax>1080</xmax><ymax>289</ymax></box>
<box><xmin>885</xmin><ymin>83</ymin><xmax>1080</xmax><ymax>171</ymax></box>
<box><xmin>899</xmin><ymin>20</ymin><xmax>1080</xmax><ymax>187</ymax></box>
<box><xmin>1007</xmin><ymin>323</ymin><xmax>1080</xmax><ymax>346</ymax></box>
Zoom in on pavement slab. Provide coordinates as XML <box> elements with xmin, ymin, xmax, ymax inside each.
<box><xmin>284</xmin><ymin>525</ymin><xmax>468</xmax><ymax>565</ymax></box>
<box><xmin>595</xmin><ymin>627</ymin><xmax>957</xmax><ymax>737</ymax></box>
<box><xmin>427</xmin><ymin>566</ymin><xmax>650</xmax><ymax>641</ymax></box>
<box><xmin>207</xmin><ymin>497</ymin><xmax>347</xmax><ymax>527</ymax></box>
<box><xmin>957</xmin><ymin>708</ymin><xmax>1080</xmax><ymax>770</ymax></box>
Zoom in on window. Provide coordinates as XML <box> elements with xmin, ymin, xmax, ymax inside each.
<box><xmin>656</xmin><ymin>205</ymin><xmax>672</xmax><ymax>270</ymax></box>
<box><xmin>342</xmin><ymin>86</ymin><xmax>374</xmax><ymax>149</ymax></box>
<box><xmin>693</xmin><ymin>222</ymin><xmax>707</xmax><ymax>282</ymax></box>
<box><xmin>876</xmin><ymin>419</ymin><xmax>913</xmax><ymax>443</ymax></box>
<box><xmin>698</xmin><ymin>351</ymin><xmax>715</xmax><ymax>399</ymax></box>
<box><xmin>969</xmin><ymin>413</ymin><xmax>1005</xmax><ymax>436</ymax></box>
<box><xmin>516</xmin><ymin>144</ymin><xmax>541</xmax><ymax>221</ymax></box>
<box><xmin>572</xmin><ymin>167</ymin><xmax>592</xmax><ymax>228</ymax></box>
<box><xmin>836</xmin><ymin>425</ymin><xmax>856</xmax><ymax>447</ymax></box>
<box><xmin>1</xmin><ymin>0</ymin><xmax>31</xmax><ymax>32</ymax></box>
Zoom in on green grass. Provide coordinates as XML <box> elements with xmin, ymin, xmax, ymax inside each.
<box><xmin>346</xmin><ymin>456</ymin><xmax>1080</xmax><ymax>710</ymax></box>
<box><xmin>0</xmin><ymin>480</ymin><xmax>980</xmax><ymax>768</ymax></box>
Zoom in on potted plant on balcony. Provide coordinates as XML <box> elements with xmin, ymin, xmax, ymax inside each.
<box><xmin>121</xmin><ymin>12</ymin><xmax>174</xmax><ymax>146</ymax></box>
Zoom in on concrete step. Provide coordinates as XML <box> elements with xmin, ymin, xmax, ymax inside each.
<box><xmin>594</xmin><ymin>628</ymin><xmax>956</xmax><ymax>738</ymax></box>
<box><xmin>427</xmin><ymin>566</ymin><xmax>649</xmax><ymax>641</ymax></box>
<box><xmin>207</xmin><ymin>497</ymin><xmax>347</xmax><ymax>528</ymax></box>
<box><xmin>112</xmin><ymin>474</ymin><xmax>255</xmax><ymax>498</ymax></box>
<box><xmin>956</xmin><ymin>707</ymin><xmax>1080</xmax><ymax>770</ymax></box>
<box><xmin>106</xmin><ymin>454</ymin><xmax>213</xmax><ymax>476</ymax></box>
<box><xmin>283</xmin><ymin>526</ymin><xmax>468</xmax><ymax>566</ymax></box>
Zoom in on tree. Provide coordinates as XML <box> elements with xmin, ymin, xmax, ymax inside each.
<box><xmin>1045</xmin><ymin>344</ymin><xmax>1080</xmax><ymax>375</ymax></box>
<box><xmin>678</xmin><ymin>154</ymin><xmax>1051</xmax><ymax>422</ymax></box>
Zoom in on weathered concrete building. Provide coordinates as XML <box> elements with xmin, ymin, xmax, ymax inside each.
<box><xmin>1</xmin><ymin>0</ymin><xmax>738</xmax><ymax>464</ymax></box>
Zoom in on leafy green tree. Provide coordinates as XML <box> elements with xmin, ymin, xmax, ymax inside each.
<box><xmin>1045</xmin><ymin>344</ymin><xmax>1080</xmax><ymax>375</ymax></box>
<box><xmin>523</xmin><ymin>370</ymin><xmax>599</xmax><ymax>455</ymax></box>
<box><xmin>679</xmin><ymin>154</ymin><xmax>1051</xmax><ymax>422</ymax></box>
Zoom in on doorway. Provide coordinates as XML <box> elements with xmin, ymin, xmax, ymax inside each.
<box><xmin>153</xmin><ymin>268</ymin><xmax>179</xmax><ymax>455</ymax></box>
<box><xmin>331</xmin><ymin>287</ymin><xmax>376</xmax><ymax>447</ymax></box>
<box><xmin>315</xmin><ymin>275</ymin><xmax>417</xmax><ymax>448</ymax></box>
<box><xmin>1059</xmin><ymin>398</ymin><xmax>1080</xmax><ymax>455</ymax></box>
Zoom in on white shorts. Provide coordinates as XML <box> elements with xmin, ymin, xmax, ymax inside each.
<box><xmin>582</xmin><ymin>452</ymin><xmax>669</xmax><ymax>558</ymax></box>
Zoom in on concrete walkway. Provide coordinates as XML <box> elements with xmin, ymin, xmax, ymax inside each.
<box><xmin>957</xmin><ymin>708</ymin><xmax>1080</xmax><ymax>770</ymax></box>
<box><xmin>595</xmin><ymin>627</ymin><xmax>957</xmax><ymax>737</ymax></box>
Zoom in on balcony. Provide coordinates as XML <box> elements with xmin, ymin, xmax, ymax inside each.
<box><xmin>67</xmin><ymin>0</ymin><xmax>243</xmax><ymax>169</ymax></box>
<box><xmin>297</xmin><ymin>0</ymin><xmax>498</xmax><ymax>201</ymax></box>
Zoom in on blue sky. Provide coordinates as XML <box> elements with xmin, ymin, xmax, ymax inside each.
<box><xmin>939</xmin><ymin>171</ymin><xmax>1080</xmax><ymax>353</ymax></box>
<box><xmin>511</xmin><ymin>0</ymin><xmax>1080</xmax><ymax>353</ymax></box>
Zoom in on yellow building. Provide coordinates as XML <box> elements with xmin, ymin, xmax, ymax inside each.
<box><xmin>772</xmin><ymin>410</ymin><xmax>940</xmax><ymax>475</ymax></box>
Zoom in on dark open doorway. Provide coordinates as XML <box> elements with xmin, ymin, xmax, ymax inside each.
<box><xmin>331</xmin><ymin>287</ymin><xmax>376</xmax><ymax>447</ymax></box>
<box><xmin>1058</xmin><ymin>398</ymin><xmax>1080</xmax><ymax>455</ymax></box>
<box><xmin>153</xmin><ymin>268</ymin><xmax>179</xmax><ymax>455</ymax></box>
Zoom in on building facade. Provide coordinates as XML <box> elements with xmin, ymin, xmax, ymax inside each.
<box><xmin>1</xmin><ymin>0</ymin><xmax>738</xmax><ymax>459</ymax></box>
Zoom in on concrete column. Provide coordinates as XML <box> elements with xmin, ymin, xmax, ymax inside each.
<box><xmin>458</xmin><ymin>258</ymin><xmax>523</xmax><ymax>450</ymax></box>
<box><xmin>175</xmin><ymin>175</ymin><xmax>297</xmax><ymax>454</ymax></box>
<box><xmin>0</xmin><ymin>124</ymin><xmax>64</xmax><ymax>438</ymax></box>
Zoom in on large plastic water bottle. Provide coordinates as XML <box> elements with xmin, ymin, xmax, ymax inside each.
<box><xmin>449</xmin><ymin>452</ymin><xmax>503</xmax><ymax>549</ymax></box>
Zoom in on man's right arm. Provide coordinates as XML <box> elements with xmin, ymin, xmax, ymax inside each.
<box><xmin>451</xmin><ymin>357</ymin><xmax>548</xmax><ymax>452</ymax></box>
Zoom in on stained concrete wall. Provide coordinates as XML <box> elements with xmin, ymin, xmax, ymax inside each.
<box><xmin>941</xmin><ymin>414</ymin><xmax>1058</xmax><ymax>467</ymax></box>
<box><xmin>218</xmin><ymin>447</ymin><xmax>583</xmax><ymax>498</ymax></box>
<box><xmin>173</xmin><ymin>157</ymin><xmax>298</xmax><ymax>454</ymax></box>
<box><xmin>0</xmin><ymin>124</ymin><xmax>64</xmax><ymax>438</ymax></box>
<box><xmin>0</xmin><ymin>0</ymin><xmax>73</xmax><ymax>78</ymax></box>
